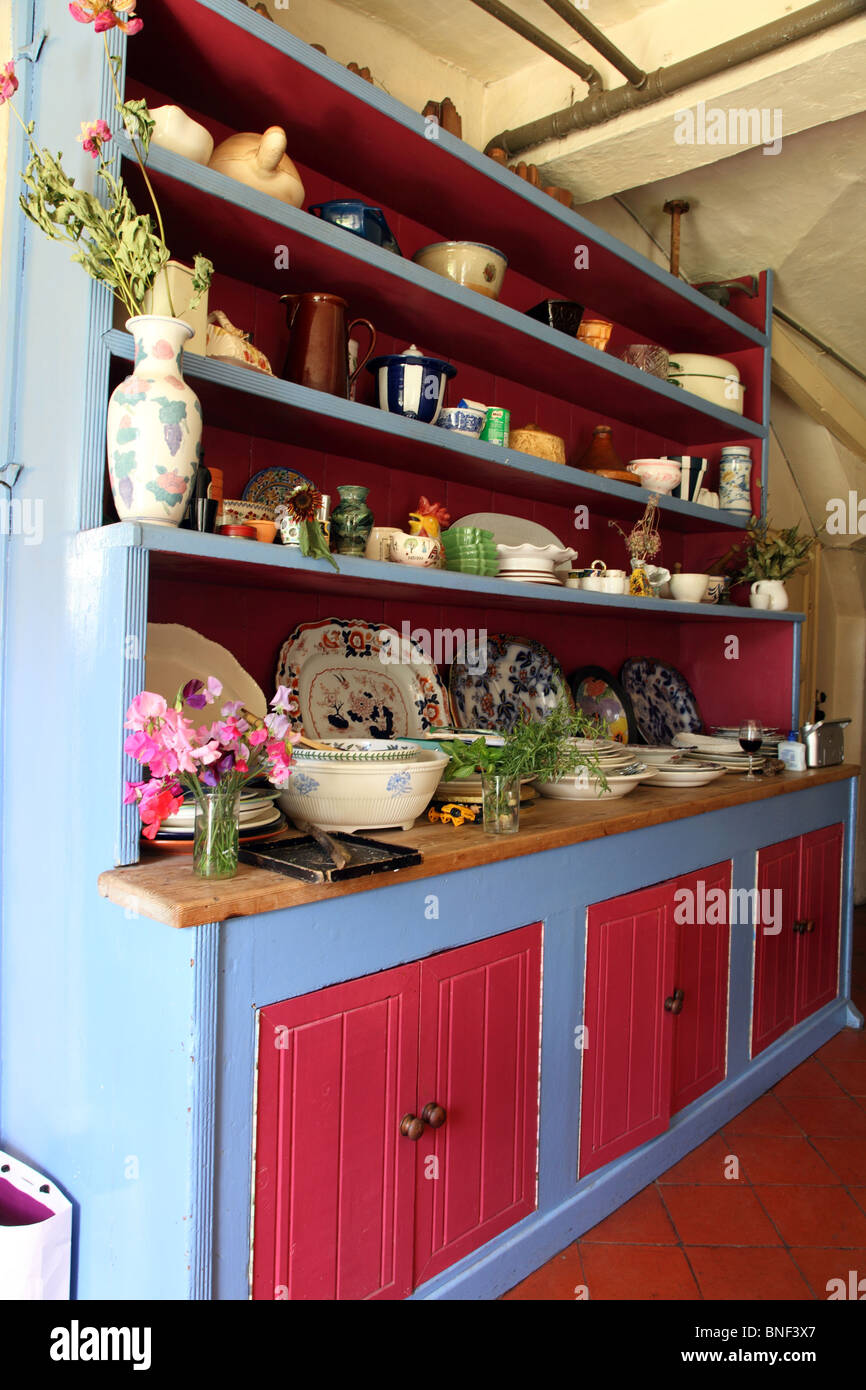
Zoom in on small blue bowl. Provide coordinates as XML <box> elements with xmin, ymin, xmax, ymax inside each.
<box><xmin>436</xmin><ymin>407</ymin><xmax>486</xmax><ymax>437</ymax></box>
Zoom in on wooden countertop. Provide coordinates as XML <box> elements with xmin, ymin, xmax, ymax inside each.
<box><xmin>98</xmin><ymin>765</ymin><xmax>858</xmax><ymax>929</ymax></box>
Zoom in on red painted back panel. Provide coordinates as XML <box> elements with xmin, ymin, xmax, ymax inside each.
<box><xmin>413</xmin><ymin>924</ymin><xmax>541</xmax><ymax>1288</ymax></box>
<box><xmin>752</xmin><ymin>837</ymin><xmax>800</xmax><ymax>1057</ymax></box>
<box><xmin>797</xmin><ymin>824</ymin><xmax>843</xmax><ymax>1021</ymax></box>
<box><xmin>671</xmin><ymin>862</ymin><xmax>731</xmax><ymax>1114</ymax></box>
<box><xmin>580</xmin><ymin>884</ymin><xmax>676</xmax><ymax>1177</ymax></box>
<box><xmin>253</xmin><ymin>965</ymin><xmax>419</xmax><ymax>1300</ymax></box>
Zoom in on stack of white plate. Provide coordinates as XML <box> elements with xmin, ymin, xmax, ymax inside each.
<box><xmin>710</xmin><ymin>726</ymin><xmax>782</xmax><ymax>756</ymax></box>
<box><xmin>643</xmin><ymin>758</ymin><xmax>727</xmax><ymax>788</ymax></box>
<box><xmin>158</xmin><ymin>787</ymin><xmax>283</xmax><ymax>837</ymax></box>
<box><xmin>538</xmin><ymin>764</ymin><xmax>654</xmax><ymax>801</ymax></box>
<box><xmin>673</xmin><ymin>731</ymin><xmax>767</xmax><ymax>772</ymax></box>
<box><xmin>624</xmin><ymin>744</ymin><xmax>686</xmax><ymax>766</ymax></box>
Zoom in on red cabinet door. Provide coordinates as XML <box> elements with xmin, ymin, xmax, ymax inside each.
<box><xmin>252</xmin><ymin>964</ymin><xmax>419</xmax><ymax>1301</ymax></box>
<box><xmin>753</xmin><ymin>837</ymin><xmax>801</xmax><ymax>1056</ymax></box>
<box><xmin>412</xmin><ymin>924</ymin><xmax>541</xmax><ymax>1288</ymax></box>
<box><xmin>580</xmin><ymin>884</ymin><xmax>676</xmax><ymax>1177</ymax></box>
<box><xmin>796</xmin><ymin>824</ymin><xmax>843</xmax><ymax>1022</ymax></box>
<box><xmin>671</xmin><ymin>862</ymin><xmax>731</xmax><ymax>1115</ymax></box>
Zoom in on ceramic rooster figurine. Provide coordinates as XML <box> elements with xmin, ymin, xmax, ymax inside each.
<box><xmin>409</xmin><ymin>496</ymin><xmax>450</xmax><ymax>539</ymax></box>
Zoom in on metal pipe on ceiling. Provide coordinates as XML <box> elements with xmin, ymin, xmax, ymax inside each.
<box><xmin>465</xmin><ymin>0</ymin><xmax>603</xmax><ymax>90</ymax></box>
<box><xmin>485</xmin><ymin>0</ymin><xmax>866</xmax><ymax>159</ymax></box>
<box><xmin>540</xmin><ymin>0</ymin><xmax>647</xmax><ymax>87</ymax></box>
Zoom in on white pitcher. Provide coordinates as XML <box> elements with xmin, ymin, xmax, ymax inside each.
<box><xmin>750</xmin><ymin>579</ymin><xmax>788</xmax><ymax>611</ymax></box>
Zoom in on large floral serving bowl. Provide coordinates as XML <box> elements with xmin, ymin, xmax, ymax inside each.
<box><xmin>278</xmin><ymin>744</ymin><xmax>448</xmax><ymax>832</ymax></box>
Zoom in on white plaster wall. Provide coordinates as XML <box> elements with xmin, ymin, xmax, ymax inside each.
<box><xmin>270</xmin><ymin>0</ymin><xmax>486</xmax><ymax>145</ymax></box>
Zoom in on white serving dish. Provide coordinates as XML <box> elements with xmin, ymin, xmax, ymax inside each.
<box><xmin>645</xmin><ymin>764</ymin><xmax>727</xmax><ymax>787</ymax></box>
<box><xmin>277</xmin><ymin>745</ymin><xmax>448</xmax><ymax>832</ymax></box>
<box><xmin>537</xmin><ymin>766</ymin><xmax>654</xmax><ymax>800</ymax></box>
<box><xmin>145</xmin><ymin>623</ymin><xmax>266</xmax><ymax>731</ymax></box>
<box><xmin>496</xmin><ymin>543</ymin><xmax>577</xmax><ymax>571</ymax></box>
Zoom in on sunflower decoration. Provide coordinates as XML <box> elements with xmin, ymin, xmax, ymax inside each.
<box><xmin>286</xmin><ymin>483</ymin><xmax>338</xmax><ymax>572</ymax></box>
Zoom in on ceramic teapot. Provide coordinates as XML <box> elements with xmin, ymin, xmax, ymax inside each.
<box><xmin>208</xmin><ymin>127</ymin><xmax>305</xmax><ymax>207</ymax></box>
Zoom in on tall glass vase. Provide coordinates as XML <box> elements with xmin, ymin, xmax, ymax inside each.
<box><xmin>193</xmin><ymin>784</ymin><xmax>241</xmax><ymax>879</ymax></box>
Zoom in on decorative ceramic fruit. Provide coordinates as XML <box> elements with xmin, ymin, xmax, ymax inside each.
<box><xmin>208</xmin><ymin>127</ymin><xmax>305</xmax><ymax>206</ymax></box>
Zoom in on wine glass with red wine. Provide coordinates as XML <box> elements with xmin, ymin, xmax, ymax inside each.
<box><xmin>738</xmin><ymin>719</ymin><xmax>764</xmax><ymax>780</ymax></box>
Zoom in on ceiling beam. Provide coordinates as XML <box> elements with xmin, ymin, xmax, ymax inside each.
<box><xmin>772</xmin><ymin>320</ymin><xmax>866</xmax><ymax>461</ymax></box>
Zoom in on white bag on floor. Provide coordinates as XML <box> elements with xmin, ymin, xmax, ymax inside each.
<box><xmin>0</xmin><ymin>1151</ymin><xmax>72</xmax><ymax>1300</ymax></box>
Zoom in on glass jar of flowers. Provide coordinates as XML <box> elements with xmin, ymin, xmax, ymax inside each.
<box><xmin>609</xmin><ymin>495</ymin><xmax>662</xmax><ymax>596</ymax></box>
<box><xmin>123</xmin><ymin>680</ymin><xmax>300</xmax><ymax>878</ymax></box>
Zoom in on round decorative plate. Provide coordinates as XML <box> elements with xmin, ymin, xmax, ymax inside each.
<box><xmin>569</xmin><ymin>665</ymin><xmax>639</xmax><ymax>745</ymax></box>
<box><xmin>449</xmin><ymin>633</ymin><xmax>570</xmax><ymax>733</ymax></box>
<box><xmin>242</xmin><ymin>467</ymin><xmax>313</xmax><ymax>519</ymax></box>
<box><xmin>145</xmin><ymin>623</ymin><xmax>267</xmax><ymax>731</ymax></box>
<box><xmin>620</xmin><ymin>658</ymin><xmax>703</xmax><ymax>745</ymax></box>
<box><xmin>276</xmin><ymin>618</ymin><xmax>453</xmax><ymax>739</ymax></box>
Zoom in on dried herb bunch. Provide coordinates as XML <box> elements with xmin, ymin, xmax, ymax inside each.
<box><xmin>609</xmin><ymin>494</ymin><xmax>661</xmax><ymax>564</ymax></box>
<box><xmin>711</xmin><ymin>516</ymin><xmax>820</xmax><ymax>583</ymax></box>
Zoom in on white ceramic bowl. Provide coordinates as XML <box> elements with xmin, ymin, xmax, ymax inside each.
<box><xmin>436</xmin><ymin>407</ymin><xmax>486</xmax><ymax>437</ymax></box>
<box><xmin>537</xmin><ymin>766</ymin><xmax>654</xmax><ymax>800</ymax></box>
<box><xmin>670</xmin><ymin>573</ymin><xmax>710</xmax><ymax>603</ymax></box>
<box><xmin>412</xmin><ymin>241</ymin><xmax>508</xmax><ymax>300</ymax></box>
<box><xmin>628</xmin><ymin>459</ymin><xmax>681</xmax><ymax>494</ymax></box>
<box><xmin>278</xmin><ymin>745</ymin><xmax>448</xmax><ymax>832</ymax></box>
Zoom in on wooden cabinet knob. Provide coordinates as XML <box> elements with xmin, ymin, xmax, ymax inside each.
<box><xmin>794</xmin><ymin>919</ymin><xmax>815</xmax><ymax>934</ymax></box>
<box><xmin>400</xmin><ymin>1114</ymin><xmax>425</xmax><ymax>1141</ymax></box>
<box><xmin>664</xmin><ymin>988</ymin><xmax>684</xmax><ymax>1015</ymax></box>
<box><xmin>421</xmin><ymin>1102</ymin><xmax>446</xmax><ymax>1129</ymax></box>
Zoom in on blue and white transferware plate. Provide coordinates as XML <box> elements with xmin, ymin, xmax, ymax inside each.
<box><xmin>620</xmin><ymin>658</ymin><xmax>703</xmax><ymax>746</ymax></box>
<box><xmin>276</xmin><ymin>618</ymin><xmax>453</xmax><ymax>739</ymax></box>
<box><xmin>449</xmin><ymin>634</ymin><xmax>571</xmax><ymax>733</ymax></box>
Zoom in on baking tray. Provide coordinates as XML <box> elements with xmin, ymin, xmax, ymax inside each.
<box><xmin>238</xmin><ymin>832</ymin><xmax>422</xmax><ymax>883</ymax></box>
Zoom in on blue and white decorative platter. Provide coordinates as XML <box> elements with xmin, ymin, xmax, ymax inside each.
<box><xmin>449</xmin><ymin>633</ymin><xmax>570</xmax><ymax>733</ymax></box>
<box><xmin>620</xmin><ymin>657</ymin><xmax>703</xmax><ymax>746</ymax></box>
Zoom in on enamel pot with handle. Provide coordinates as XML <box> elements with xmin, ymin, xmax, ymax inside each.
<box><xmin>280</xmin><ymin>292</ymin><xmax>376</xmax><ymax>398</ymax></box>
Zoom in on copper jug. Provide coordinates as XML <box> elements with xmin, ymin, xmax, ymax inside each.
<box><xmin>280</xmin><ymin>292</ymin><xmax>375</xmax><ymax>397</ymax></box>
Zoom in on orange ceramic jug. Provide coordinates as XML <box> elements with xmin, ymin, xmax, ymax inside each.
<box><xmin>280</xmin><ymin>293</ymin><xmax>376</xmax><ymax>398</ymax></box>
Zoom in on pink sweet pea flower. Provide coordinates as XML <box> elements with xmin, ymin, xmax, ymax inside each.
<box><xmin>125</xmin><ymin>691</ymin><xmax>168</xmax><ymax>729</ymax></box>
<box><xmin>248</xmin><ymin>728</ymin><xmax>267</xmax><ymax>746</ymax></box>
<box><xmin>271</xmin><ymin>686</ymin><xmax>294</xmax><ymax>711</ymax></box>
<box><xmin>77</xmin><ymin>118</ymin><xmax>112</xmax><ymax>159</ymax></box>
<box><xmin>69</xmin><ymin>0</ymin><xmax>144</xmax><ymax>34</ymax></box>
<box><xmin>0</xmin><ymin>61</ymin><xmax>18</xmax><ymax>104</ymax></box>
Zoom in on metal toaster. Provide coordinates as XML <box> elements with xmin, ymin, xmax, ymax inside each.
<box><xmin>800</xmin><ymin>718</ymin><xmax>850</xmax><ymax>768</ymax></box>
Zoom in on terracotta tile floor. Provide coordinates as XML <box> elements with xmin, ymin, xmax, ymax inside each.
<box><xmin>503</xmin><ymin>905</ymin><xmax>866</xmax><ymax>1301</ymax></box>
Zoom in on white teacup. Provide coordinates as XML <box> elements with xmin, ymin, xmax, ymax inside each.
<box><xmin>365</xmin><ymin>526</ymin><xmax>401</xmax><ymax>562</ymax></box>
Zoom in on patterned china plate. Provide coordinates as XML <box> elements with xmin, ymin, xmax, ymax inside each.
<box><xmin>569</xmin><ymin>666</ymin><xmax>639</xmax><ymax>745</ymax></box>
<box><xmin>449</xmin><ymin>633</ymin><xmax>570</xmax><ymax>733</ymax></box>
<box><xmin>242</xmin><ymin>467</ymin><xmax>313</xmax><ymax>520</ymax></box>
<box><xmin>276</xmin><ymin>618</ymin><xmax>452</xmax><ymax>739</ymax></box>
<box><xmin>620</xmin><ymin>658</ymin><xmax>703</xmax><ymax>746</ymax></box>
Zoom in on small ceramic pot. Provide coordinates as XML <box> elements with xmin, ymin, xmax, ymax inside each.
<box><xmin>627</xmin><ymin>458</ymin><xmax>681</xmax><ymax>494</ymax></box>
<box><xmin>705</xmin><ymin>575</ymin><xmax>726</xmax><ymax>604</ymax></box>
<box><xmin>389</xmin><ymin>531</ymin><xmax>442</xmax><ymax>567</ymax></box>
<box><xmin>366</xmin><ymin>344</ymin><xmax>456</xmax><ymax>424</ymax></box>
<box><xmin>365</xmin><ymin>526</ymin><xmax>402</xmax><ymax>561</ymax></box>
<box><xmin>577</xmin><ymin>319</ymin><xmax>613</xmax><ymax>351</ymax></box>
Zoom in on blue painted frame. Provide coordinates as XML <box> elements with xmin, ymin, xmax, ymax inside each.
<box><xmin>211</xmin><ymin>777</ymin><xmax>858</xmax><ymax>1302</ymax></box>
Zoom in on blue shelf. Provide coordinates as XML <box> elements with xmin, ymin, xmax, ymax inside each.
<box><xmin>133</xmin><ymin>0</ymin><xmax>769</xmax><ymax>355</ymax></box>
<box><xmin>80</xmin><ymin>523</ymin><xmax>804</xmax><ymax>624</ymax></box>
<box><xmin>118</xmin><ymin>142</ymin><xmax>767</xmax><ymax>448</ymax></box>
<box><xmin>105</xmin><ymin>328</ymin><xmax>755</xmax><ymax>533</ymax></box>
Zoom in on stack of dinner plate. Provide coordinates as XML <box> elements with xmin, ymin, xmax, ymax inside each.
<box><xmin>641</xmin><ymin>756</ymin><xmax>727</xmax><ymax>788</ymax></box>
<box><xmin>496</xmin><ymin>543</ymin><xmax>576</xmax><ymax>586</ymax></box>
<box><xmin>156</xmin><ymin>786</ymin><xmax>283</xmax><ymax>839</ymax></box>
<box><xmin>672</xmin><ymin>731</ymin><xmax>767</xmax><ymax>772</ymax></box>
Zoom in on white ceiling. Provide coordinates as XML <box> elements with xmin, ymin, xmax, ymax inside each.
<box><xmin>325</xmin><ymin>0</ymin><xmax>667</xmax><ymax>82</ymax></box>
<box><xmin>578</xmin><ymin>110</ymin><xmax>866</xmax><ymax>376</ymax></box>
